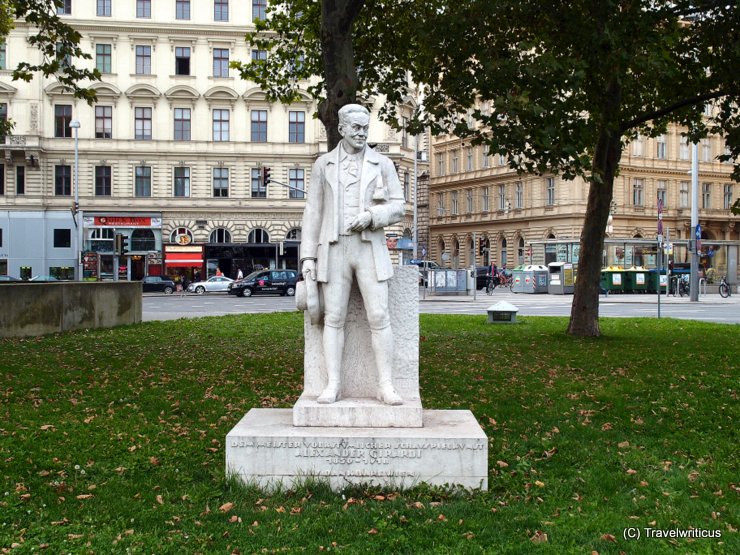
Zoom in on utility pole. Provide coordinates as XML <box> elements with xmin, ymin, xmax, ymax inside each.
<box><xmin>690</xmin><ymin>142</ymin><xmax>699</xmax><ymax>302</ymax></box>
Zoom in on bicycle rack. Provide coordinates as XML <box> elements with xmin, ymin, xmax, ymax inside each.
<box><xmin>698</xmin><ymin>278</ymin><xmax>707</xmax><ymax>296</ymax></box>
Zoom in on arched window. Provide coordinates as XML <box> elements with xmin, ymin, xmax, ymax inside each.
<box><xmin>438</xmin><ymin>238</ymin><xmax>446</xmax><ymax>265</ymax></box>
<box><xmin>170</xmin><ymin>227</ymin><xmax>194</xmax><ymax>245</ymax></box>
<box><xmin>482</xmin><ymin>237</ymin><xmax>490</xmax><ymax>266</ymax></box>
<box><xmin>518</xmin><ymin>237</ymin><xmax>525</xmax><ymax>264</ymax></box>
<box><xmin>90</xmin><ymin>228</ymin><xmax>114</xmax><ymax>252</ymax></box>
<box><xmin>452</xmin><ymin>239</ymin><xmax>460</xmax><ymax>268</ymax></box>
<box><xmin>249</xmin><ymin>228</ymin><xmax>269</xmax><ymax>243</ymax></box>
<box><xmin>210</xmin><ymin>228</ymin><xmax>231</xmax><ymax>243</ymax></box>
<box><xmin>131</xmin><ymin>229</ymin><xmax>155</xmax><ymax>251</ymax></box>
<box><xmin>286</xmin><ymin>228</ymin><xmax>301</xmax><ymax>240</ymax></box>
<box><xmin>500</xmin><ymin>237</ymin><xmax>508</xmax><ymax>267</ymax></box>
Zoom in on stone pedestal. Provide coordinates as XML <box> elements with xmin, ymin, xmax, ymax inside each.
<box><xmin>225</xmin><ymin>265</ymin><xmax>489</xmax><ymax>491</ymax></box>
<box><xmin>226</xmin><ymin>409</ymin><xmax>488</xmax><ymax>490</ymax></box>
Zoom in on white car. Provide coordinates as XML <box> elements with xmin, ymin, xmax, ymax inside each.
<box><xmin>187</xmin><ymin>276</ymin><xmax>234</xmax><ymax>294</ymax></box>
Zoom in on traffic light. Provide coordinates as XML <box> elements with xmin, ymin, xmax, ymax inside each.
<box><xmin>262</xmin><ymin>166</ymin><xmax>271</xmax><ymax>186</ymax></box>
<box><xmin>114</xmin><ymin>233</ymin><xmax>123</xmax><ymax>256</ymax></box>
<box><xmin>121</xmin><ymin>235</ymin><xmax>129</xmax><ymax>255</ymax></box>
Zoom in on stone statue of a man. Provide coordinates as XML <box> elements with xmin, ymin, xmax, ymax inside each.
<box><xmin>300</xmin><ymin>104</ymin><xmax>405</xmax><ymax>405</ymax></box>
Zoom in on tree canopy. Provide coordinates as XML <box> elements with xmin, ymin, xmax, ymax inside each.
<box><xmin>238</xmin><ymin>0</ymin><xmax>740</xmax><ymax>335</ymax></box>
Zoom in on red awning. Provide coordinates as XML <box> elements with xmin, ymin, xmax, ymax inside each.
<box><xmin>164</xmin><ymin>251</ymin><xmax>203</xmax><ymax>267</ymax></box>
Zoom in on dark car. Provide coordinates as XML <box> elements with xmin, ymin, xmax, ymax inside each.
<box><xmin>228</xmin><ymin>269</ymin><xmax>298</xmax><ymax>297</ymax></box>
<box><xmin>141</xmin><ymin>275</ymin><xmax>175</xmax><ymax>294</ymax></box>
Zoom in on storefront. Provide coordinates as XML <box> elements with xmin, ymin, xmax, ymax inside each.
<box><xmin>164</xmin><ymin>244</ymin><xmax>205</xmax><ymax>281</ymax></box>
<box><xmin>84</xmin><ymin>214</ymin><xmax>163</xmax><ymax>280</ymax></box>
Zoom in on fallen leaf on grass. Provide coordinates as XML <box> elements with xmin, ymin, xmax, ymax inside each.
<box><xmin>497</xmin><ymin>460</ymin><xmax>509</xmax><ymax>468</ymax></box>
<box><xmin>617</xmin><ymin>441</ymin><xmax>630</xmax><ymax>448</ymax></box>
<box><xmin>67</xmin><ymin>534</ymin><xmax>84</xmax><ymax>540</ymax></box>
<box><xmin>219</xmin><ymin>502</ymin><xmax>234</xmax><ymax>513</ymax></box>
<box><xmin>530</xmin><ymin>530</ymin><xmax>548</xmax><ymax>543</ymax></box>
<box><xmin>275</xmin><ymin>505</ymin><xmax>286</xmax><ymax>513</ymax></box>
<box><xmin>601</xmin><ymin>422</ymin><xmax>613</xmax><ymax>431</ymax></box>
<box><xmin>626</xmin><ymin>469</ymin><xmax>637</xmax><ymax>475</ymax></box>
<box><xmin>688</xmin><ymin>470</ymin><xmax>700</xmax><ymax>482</ymax></box>
<box><xmin>437</xmin><ymin>514</ymin><xmax>447</xmax><ymax>522</ymax></box>
<box><xmin>76</xmin><ymin>494</ymin><xmax>94</xmax><ymax>500</ymax></box>
<box><xmin>40</xmin><ymin>425</ymin><xmax>55</xmax><ymax>431</ymax></box>
<box><xmin>290</xmin><ymin>507</ymin><xmax>302</xmax><ymax>515</ymax></box>
<box><xmin>411</xmin><ymin>501</ymin><xmax>424</xmax><ymax>509</ymax></box>
<box><xmin>156</xmin><ymin>495</ymin><xmax>164</xmax><ymax>505</ymax></box>
<box><xmin>534</xmin><ymin>481</ymin><xmax>545</xmax><ymax>488</ymax></box>
<box><xmin>368</xmin><ymin>528</ymin><xmax>378</xmax><ymax>535</ymax></box>
<box><xmin>601</xmin><ymin>533</ymin><xmax>616</xmax><ymax>542</ymax></box>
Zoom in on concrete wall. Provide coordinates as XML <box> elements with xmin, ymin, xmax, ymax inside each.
<box><xmin>0</xmin><ymin>282</ymin><xmax>142</xmax><ymax>338</ymax></box>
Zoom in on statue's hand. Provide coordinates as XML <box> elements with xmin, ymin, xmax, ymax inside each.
<box><xmin>349</xmin><ymin>211</ymin><xmax>372</xmax><ymax>232</ymax></box>
<box><xmin>302</xmin><ymin>259</ymin><xmax>316</xmax><ymax>280</ymax></box>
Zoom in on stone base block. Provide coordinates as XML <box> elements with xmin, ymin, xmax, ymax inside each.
<box><xmin>293</xmin><ymin>394</ymin><xmax>423</xmax><ymax>428</ymax></box>
<box><xmin>226</xmin><ymin>408</ymin><xmax>488</xmax><ymax>491</ymax></box>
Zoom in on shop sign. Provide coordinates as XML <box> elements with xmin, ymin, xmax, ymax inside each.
<box><xmin>174</xmin><ymin>233</ymin><xmax>192</xmax><ymax>245</ymax></box>
<box><xmin>82</xmin><ymin>251</ymin><xmax>98</xmax><ymax>271</ymax></box>
<box><xmin>165</xmin><ymin>245</ymin><xmax>202</xmax><ymax>253</ymax></box>
<box><xmin>147</xmin><ymin>252</ymin><xmax>163</xmax><ymax>264</ymax></box>
<box><xmin>91</xmin><ymin>216</ymin><xmax>162</xmax><ymax>228</ymax></box>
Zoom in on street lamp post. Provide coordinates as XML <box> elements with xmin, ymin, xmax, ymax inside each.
<box><xmin>69</xmin><ymin>119</ymin><xmax>82</xmax><ymax>281</ymax></box>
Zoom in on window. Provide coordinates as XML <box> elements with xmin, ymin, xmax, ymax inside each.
<box><xmin>546</xmin><ymin>177</ymin><xmax>555</xmax><ymax>206</ymax></box>
<box><xmin>657</xmin><ymin>180</ymin><xmax>666</xmax><ymax>209</ymax></box>
<box><xmin>724</xmin><ymin>184</ymin><xmax>734</xmax><ymax>210</ymax></box>
<box><xmin>482</xmin><ymin>145</ymin><xmax>490</xmax><ymax>168</ymax></box>
<box><xmin>680</xmin><ymin>137</ymin><xmax>690</xmax><ymax>160</ymax></box>
<box><xmin>451</xmin><ymin>150</ymin><xmax>459</xmax><ymax>173</ymax></box>
<box><xmin>97</xmin><ymin>0</ymin><xmax>111</xmax><ymax>16</ymax></box>
<box><xmin>135</xmin><ymin>45</ymin><xmax>151</xmax><ymax>74</ymax></box>
<box><xmin>55</xmin><ymin>105</ymin><xmax>72</xmax><ymax>138</ymax></box>
<box><xmin>286</xmin><ymin>229</ymin><xmax>301</xmax><ymax>240</ymax></box>
<box><xmin>498</xmin><ymin>153</ymin><xmax>506</xmax><ymax>166</ymax></box>
<box><xmin>403</xmin><ymin>172</ymin><xmax>410</xmax><ymax>202</ymax></box>
<box><xmin>704</xmin><ymin>103</ymin><xmax>713</xmax><ymax>117</ymax></box>
<box><xmin>249</xmin><ymin>228</ymin><xmax>269</xmax><ymax>243</ymax></box>
<box><xmin>251</xmin><ymin>110</ymin><xmax>267</xmax><ymax>142</ymax></box>
<box><xmin>451</xmin><ymin>191</ymin><xmax>458</xmax><ymax>215</ymax></box>
<box><xmin>289</xmin><ymin>111</ymin><xmax>305</xmax><ymax>143</ymax></box>
<box><xmin>213</xmin><ymin>109</ymin><xmax>229</xmax><ymax>141</ymax></box>
<box><xmin>173</xmin><ymin>167</ymin><xmax>190</xmax><ymax>197</ymax></box>
<box><xmin>482</xmin><ymin>187</ymin><xmax>489</xmax><ymax>212</ymax></box>
<box><xmin>0</xmin><ymin>163</ymin><xmax>4</xmax><ymax>195</ymax></box>
<box><xmin>466</xmin><ymin>189</ymin><xmax>473</xmax><ymax>213</ymax></box>
<box><xmin>135</xmin><ymin>107</ymin><xmax>152</xmax><ymax>140</ymax></box>
<box><xmin>95</xmin><ymin>106</ymin><xmax>112</xmax><ymax>139</ymax></box>
<box><xmin>632</xmin><ymin>135</ymin><xmax>644</xmax><ymax>156</ymax></box>
<box><xmin>95</xmin><ymin>166</ymin><xmax>111</xmax><ymax>196</ymax></box>
<box><xmin>214</xmin><ymin>0</ymin><xmax>229</xmax><ymax>21</ymax></box>
<box><xmin>170</xmin><ymin>227</ymin><xmax>193</xmax><ymax>243</ymax></box>
<box><xmin>16</xmin><ymin>166</ymin><xmax>24</xmax><ymax>195</ymax></box>
<box><xmin>251</xmin><ymin>49</ymin><xmax>268</xmax><ymax>62</ymax></box>
<box><xmin>55</xmin><ymin>165</ymin><xmax>72</xmax><ymax>196</ymax></box>
<box><xmin>210</xmin><ymin>228</ymin><xmax>231</xmax><ymax>243</ymax></box>
<box><xmin>251</xmin><ymin>168</ymin><xmax>266</xmax><ymax>198</ymax></box>
<box><xmin>136</xmin><ymin>0</ymin><xmax>151</xmax><ymax>18</ymax></box>
<box><xmin>54</xmin><ymin>229</ymin><xmax>71</xmax><ymax>248</ymax></box>
<box><xmin>289</xmin><ymin>168</ymin><xmax>305</xmax><ymax>199</ymax></box>
<box><xmin>702</xmin><ymin>182</ymin><xmax>711</xmax><ymax>209</ymax></box>
<box><xmin>213</xmin><ymin>48</ymin><xmax>229</xmax><ymax>77</ymax></box>
<box><xmin>213</xmin><ymin>167</ymin><xmax>229</xmax><ymax>197</ymax></box>
<box><xmin>96</xmin><ymin>44</ymin><xmax>111</xmax><ymax>73</ymax></box>
<box><xmin>515</xmin><ymin>182</ymin><xmax>523</xmax><ymax>209</ymax></box>
<box><xmin>175</xmin><ymin>47</ymin><xmax>190</xmax><ymax>75</ymax></box>
<box><xmin>656</xmin><ymin>134</ymin><xmax>667</xmax><ymax>159</ymax></box>
<box><xmin>135</xmin><ymin>166</ymin><xmax>151</xmax><ymax>197</ymax></box>
<box><xmin>174</xmin><ymin>108</ymin><xmax>191</xmax><ymax>141</ymax></box>
<box><xmin>701</xmin><ymin>138</ymin><xmax>711</xmax><ymax>162</ymax></box>
<box><xmin>176</xmin><ymin>0</ymin><xmax>191</xmax><ymax>20</ymax></box>
<box><xmin>56</xmin><ymin>42</ymin><xmax>71</xmax><ymax>69</ymax></box>
<box><xmin>679</xmin><ymin>181</ymin><xmax>689</xmax><ymax>208</ymax></box>
<box><xmin>252</xmin><ymin>0</ymin><xmax>266</xmax><ymax>21</ymax></box>
<box><xmin>57</xmin><ymin>0</ymin><xmax>72</xmax><ymax>15</ymax></box>
<box><xmin>437</xmin><ymin>153</ymin><xmax>445</xmax><ymax>176</ymax></box>
<box><xmin>436</xmin><ymin>192</ymin><xmax>445</xmax><ymax>215</ymax></box>
<box><xmin>466</xmin><ymin>147</ymin><xmax>473</xmax><ymax>171</ymax></box>
<box><xmin>498</xmin><ymin>184</ymin><xmax>506</xmax><ymax>210</ymax></box>
<box><xmin>0</xmin><ymin>43</ymin><xmax>5</xmax><ymax>70</ymax></box>
<box><xmin>632</xmin><ymin>178</ymin><xmax>644</xmax><ymax>206</ymax></box>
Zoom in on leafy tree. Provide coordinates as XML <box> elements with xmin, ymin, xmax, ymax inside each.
<box><xmin>237</xmin><ymin>0</ymin><xmax>739</xmax><ymax>337</ymax></box>
<box><xmin>1</xmin><ymin>1</ymin><xmax>99</xmax><ymax>134</ymax></box>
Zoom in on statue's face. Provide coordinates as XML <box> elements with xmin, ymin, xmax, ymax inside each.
<box><xmin>338</xmin><ymin>112</ymin><xmax>370</xmax><ymax>151</ymax></box>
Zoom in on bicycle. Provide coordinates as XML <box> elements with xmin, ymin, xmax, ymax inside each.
<box><xmin>678</xmin><ymin>275</ymin><xmax>690</xmax><ymax>297</ymax></box>
<box><xmin>485</xmin><ymin>275</ymin><xmax>497</xmax><ymax>295</ymax></box>
<box><xmin>719</xmin><ymin>275</ymin><xmax>732</xmax><ymax>298</ymax></box>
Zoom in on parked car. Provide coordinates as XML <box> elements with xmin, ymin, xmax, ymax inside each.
<box><xmin>407</xmin><ymin>259</ymin><xmax>442</xmax><ymax>286</ymax></box>
<box><xmin>187</xmin><ymin>275</ymin><xmax>234</xmax><ymax>294</ymax></box>
<box><xmin>0</xmin><ymin>275</ymin><xmax>22</xmax><ymax>282</ymax></box>
<box><xmin>228</xmin><ymin>269</ymin><xmax>298</xmax><ymax>297</ymax></box>
<box><xmin>141</xmin><ymin>275</ymin><xmax>176</xmax><ymax>294</ymax></box>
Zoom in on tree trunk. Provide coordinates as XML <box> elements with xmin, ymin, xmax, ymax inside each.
<box><xmin>567</xmin><ymin>81</ymin><xmax>623</xmax><ymax>337</ymax></box>
<box><xmin>318</xmin><ymin>0</ymin><xmax>365</xmax><ymax>150</ymax></box>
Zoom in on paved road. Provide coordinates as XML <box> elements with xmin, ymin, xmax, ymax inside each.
<box><xmin>143</xmin><ymin>289</ymin><xmax>739</xmax><ymax>324</ymax></box>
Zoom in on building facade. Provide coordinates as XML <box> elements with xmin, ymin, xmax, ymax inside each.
<box><xmin>428</xmin><ymin>121</ymin><xmax>739</xmax><ymax>283</ymax></box>
<box><xmin>0</xmin><ymin>0</ymin><xmax>426</xmax><ymax>281</ymax></box>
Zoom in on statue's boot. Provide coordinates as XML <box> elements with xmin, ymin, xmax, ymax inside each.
<box><xmin>317</xmin><ymin>324</ymin><xmax>343</xmax><ymax>404</ymax></box>
<box><xmin>372</xmin><ymin>325</ymin><xmax>403</xmax><ymax>405</ymax></box>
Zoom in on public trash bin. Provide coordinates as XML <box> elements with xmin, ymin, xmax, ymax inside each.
<box><xmin>511</xmin><ymin>265</ymin><xmax>549</xmax><ymax>294</ymax></box>
<box><xmin>547</xmin><ymin>262</ymin><xmax>575</xmax><ymax>294</ymax></box>
<box><xmin>600</xmin><ymin>266</ymin><xmax>625</xmax><ymax>293</ymax></box>
<box><xmin>625</xmin><ymin>266</ymin><xmax>650</xmax><ymax>294</ymax></box>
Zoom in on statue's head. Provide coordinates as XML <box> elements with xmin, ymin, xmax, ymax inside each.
<box><xmin>338</xmin><ymin>104</ymin><xmax>370</xmax><ymax>152</ymax></box>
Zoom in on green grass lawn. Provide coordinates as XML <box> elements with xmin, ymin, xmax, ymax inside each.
<box><xmin>0</xmin><ymin>314</ymin><xmax>737</xmax><ymax>554</ymax></box>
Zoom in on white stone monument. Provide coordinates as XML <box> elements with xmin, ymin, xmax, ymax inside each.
<box><xmin>226</xmin><ymin>105</ymin><xmax>488</xmax><ymax>490</ymax></box>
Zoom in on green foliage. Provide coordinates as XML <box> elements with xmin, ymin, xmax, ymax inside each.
<box><xmin>0</xmin><ymin>1</ymin><xmax>99</xmax><ymax>135</ymax></box>
<box><xmin>0</xmin><ymin>314</ymin><xmax>737</xmax><ymax>552</ymax></box>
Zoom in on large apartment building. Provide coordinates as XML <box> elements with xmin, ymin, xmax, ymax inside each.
<box><xmin>0</xmin><ymin>0</ymin><xmax>425</xmax><ymax>281</ymax></box>
<box><xmin>428</xmin><ymin>121</ymin><xmax>739</xmax><ymax>282</ymax></box>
